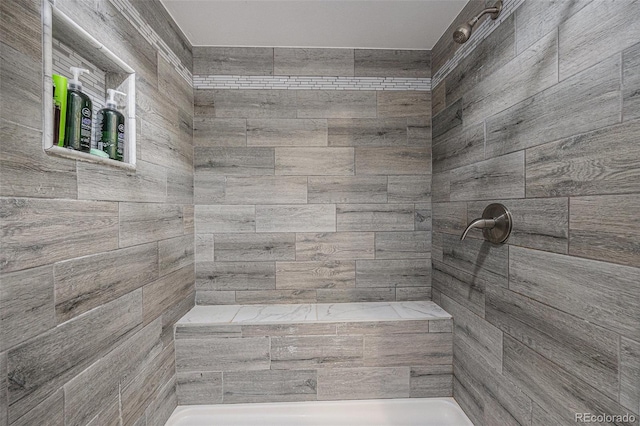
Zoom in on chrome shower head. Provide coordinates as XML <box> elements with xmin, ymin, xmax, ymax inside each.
<box><xmin>453</xmin><ymin>0</ymin><xmax>502</xmax><ymax>44</ymax></box>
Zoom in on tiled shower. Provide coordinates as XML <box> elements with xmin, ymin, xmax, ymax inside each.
<box><xmin>0</xmin><ymin>0</ymin><xmax>639</xmax><ymax>425</ymax></box>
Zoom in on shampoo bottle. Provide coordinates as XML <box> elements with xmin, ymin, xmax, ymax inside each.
<box><xmin>64</xmin><ymin>67</ymin><xmax>92</xmax><ymax>152</ymax></box>
<box><xmin>52</xmin><ymin>74</ymin><xmax>68</xmax><ymax>146</ymax></box>
<box><xmin>97</xmin><ymin>89</ymin><xmax>126</xmax><ymax>161</ymax></box>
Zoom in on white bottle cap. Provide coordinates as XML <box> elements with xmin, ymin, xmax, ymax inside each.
<box><xmin>69</xmin><ymin>67</ymin><xmax>90</xmax><ymax>90</ymax></box>
<box><xmin>106</xmin><ymin>89</ymin><xmax>127</xmax><ymax>109</ymax></box>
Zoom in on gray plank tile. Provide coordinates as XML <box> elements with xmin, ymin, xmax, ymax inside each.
<box><xmin>432</xmin><ymin>97</ymin><xmax>462</xmax><ymax>141</ymax></box>
<box><xmin>462</xmin><ymin>30</ymin><xmax>558</xmax><ymax>126</ymax></box>
<box><xmin>274</xmin><ymin>48</ymin><xmax>354</xmax><ymax>76</ymax></box>
<box><xmin>356</xmin><ymin>259</ymin><xmax>430</xmax><ymax>288</ymax></box>
<box><xmin>0</xmin><ymin>120</ymin><xmax>76</xmax><ymax>199</ymax></box>
<box><xmin>377</xmin><ymin>91</ymin><xmax>431</xmax><ymax>118</ymax></box>
<box><xmin>77</xmin><ymin>160</ymin><xmax>167</xmax><ymax>203</ymax></box>
<box><xmin>119</xmin><ymin>203</ymin><xmax>185</xmax><ymax>248</ymax></box>
<box><xmin>54</xmin><ymin>243</ymin><xmax>158</xmax><ymax>323</ymax></box>
<box><xmin>450</xmin><ymin>151</ymin><xmax>525</xmax><ymax>202</ymax></box>
<box><xmin>214</xmin><ymin>233</ymin><xmax>295</xmax><ymax>261</ymax></box>
<box><xmin>414</xmin><ymin>203</ymin><xmax>432</xmax><ymax>232</ymax></box>
<box><xmin>256</xmin><ymin>205</ymin><xmax>336</xmax><ymax>232</ymax></box>
<box><xmin>432</xmin><ymin>260</ymin><xmax>485</xmax><ymax>318</ymax></box>
<box><xmin>167</xmin><ymin>169</ymin><xmax>194</xmax><ymax>205</ymax></box>
<box><xmin>160</xmin><ymin>292</ymin><xmax>195</xmax><ymax>347</ymax></box>
<box><xmin>486</xmin><ymin>56</ymin><xmax>622</xmax><ymax>158</ymax></box>
<box><xmin>6</xmin><ymin>291</ymin><xmax>141</xmax><ymax>423</ymax></box>
<box><xmin>271</xmin><ymin>335</ymin><xmax>363</xmax><ymax>369</ymax></box>
<box><xmin>196</xmin><ymin>290</ymin><xmax>236</xmax><ymax>305</ymax></box>
<box><xmin>327</xmin><ymin>118</ymin><xmax>408</xmax><ymax>147</ymax></box>
<box><xmin>194</xmin><ymin>89</ymin><xmax>216</xmax><ymax>116</ymax></box>
<box><xmin>336</xmin><ymin>320</ymin><xmax>429</xmax><ymax>336</ymax></box>
<box><xmin>296</xmin><ymin>232</ymin><xmax>374</xmax><ymax>261</ymax></box>
<box><xmin>623</xmin><ymin>42</ymin><xmax>640</xmax><ymax>121</ymax></box>
<box><xmin>440</xmin><ymin>294</ymin><xmax>502</xmax><ymax>372</ymax></box>
<box><xmin>142</xmin><ymin>265</ymin><xmax>194</xmax><ymax>325</ymax></box>
<box><xmin>276</xmin><ymin>261</ymin><xmax>356</xmax><ymax>290</ymax></box>
<box><xmin>0</xmin><ymin>351</ymin><xmax>5</xmax><ymax>426</ymax></box>
<box><xmin>196</xmin><ymin>234</ymin><xmax>214</xmax><ymax>262</ymax></box>
<box><xmin>337</xmin><ymin>204</ymin><xmax>414</xmax><ymax>232</ymax></box>
<box><xmin>432</xmin><ymin>82</ymin><xmax>446</xmax><ymax>116</ymax></box>
<box><xmin>0</xmin><ymin>0</ymin><xmax>41</xmax><ymax>58</ymax></box>
<box><xmin>355</xmin><ymin>49</ymin><xmax>430</xmax><ymax>77</ymax></box>
<box><xmin>213</xmin><ymin>90</ymin><xmax>297</xmax><ymax>118</ymax></box>
<box><xmin>570</xmin><ymin>194</ymin><xmax>640</xmax><ymax>267</ymax></box>
<box><xmin>441</xmin><ymin>233</ymin><xmax>508</xmax><ymax>285</ymax></box>
<box><xmin>121</xmin><ymin>344</ymin><xmax>175</xmax><ymax>425</ymax></box>
<box><xmin>193</xmin><ymin>118</ymin><xmax>246</xmax><ymax>147</ymax></box>
<box><xmin>223</xmin><ymin>176</ymin><xmax>308</xmax><ymax>204</ymax></box>
<box><xmin>159</xmin><ymin>235</ymin><xmax>194</xmax><ymax>276</ymax></box>
<box><xmin>275</xmin><ymin>147</ymin><xmax>354</xmax><ymax>176</ymax></box>
<box><xmin>559</xmin><ymin>0</ymin><xmax>640</xmax><ymax>80</ymax></box>
<box><xmin>195</xmin><ymin>205</ymin><xmax>256</xmax><ymax>234</ymax></box>
<box><xmin>503</xmin><ymin>335</ymin><xmax>635</xmax><ymax>425</ymax></box>
<box><xmin>235</xmin><ymin>290</ymin><xmax>317</xmax><ymax>304</ymax></box>
<box><xmin>355</xmin><ymin>147</ymin><xmax>431</xmax><ymax>175</ymax></box>
<box><xmin>193</xmin><ymin>47</ymin><xmax>273</xmax><ymax>75</ymax></box>
<box><xmin>0</xmin><ymin>265</ymin><xmax>54</xmax><ymax>353</ymax></box>
<box><xmin>363</xmin><ymin>333</ymin><xmax>452</xmax><ymax>367</ymax></box>
<box><xmin>410</xmin><ymin>368</ymin><xmax>453</xmax><ymax>397</ymax></box>
<box><xmin>85</xmin><ymin>397</ymin><xmax>119</xmax><ymax>426</ymax></box>
<box><xmin>241</xmin><ymin>323</ymin><xmax>336</xmax><ymax>337</ymax></box>
<box><xmin>194</xmin><ymin>147</ymin><xmax>274</xmax><ymax>175</ymax></box>
<box><xmin>0</xmin><ymin>44</ymin><xmax>41</xmax><ymax>129</ymax></box>
<box><xmin>177</xmin><ymin>372</ymin><xmax>223</xmax><ymax>405</ymax></box>
<box><xmin>308</xmin><ymin>176</ymin><xmax>387</xmax><ymax>204</ymax></box>
<box><xmin>515</xmin><ymin>0</ymin><xmax>592</xmax><ymax>54</ymax></box>
<box><xmin>452</xmin><ymin>377</ymin><xmax>484</xmax><ymax>426</ymax></box>
<box><xmin>433</xmin><ymin>123</ymin><xmax>484</xmax><ymax>173</ymax></box>
<box><xmin>247</xmin><ymin>119</ymin><xmax>327</xmax><ymax>147</ymax></box>
<box><xmin>396</xmin><ymin>287</ymin><xmax>432</xmax><ymax>302</ymax></box>
<box><xmin>509</xmin><ymin>246</ymin><xmax>640</xmax><ymax>340</ymax></box>
<box><xmin>176</xmin><ymin>324</ymin><xmax>241</xmax><ymax>340</ymax></box>
<box><xmin>407</xmin><ymin>116</ymin><xmax>431</xmax><ymax>146</ymax></box>
<box><xmin>196</xmin><ymin>261</ymin><xmax>275</xmax><ymax>291</ymax></box>
<box><xmin>223</xmin><ymin>370</ymin><xmax>317</xmax><ymax>403</ymax></box>
<box><xmin>431</xmin><ymin>232</ymin><xmax>443</xmax><ymax>263</ymax></box>
<box><xmin>444</xmin><ymin>15</ymin><xmax>516</xmax><ymax>105</ymax></box>
<box><xmin>526</xmin><ymin>120</ymin><xmax>640</xmax><ymax>197</ymax></box>
<box><xmin>139</xmin><ymin>116</ymin><xmax>193</xmax><ymax>175</ymax></box>
<box><xmin>486</xmin><ymin>286</ymin><xmax>619</xmax><ymax>399</ymax></box>
<box><xmin>374</xmin><ymin>231</ymin><xmax>430</xmax><ymax>259</ymax></box>
<box><xmin>296</xmin><ymin>91</ymin><xmax>377</xmax><ymax>119</ymax></box>
<box><xmin>0</xmin><ymin>198</ymin><xmax>118</xmax><ymax>273</ymax></box>
<box><xmin>387</xmin><ymin>175</ymin><xmax>431</xmax><ymax>203</ymax></box>
<box><xmin>467</xmin><ymin>198</ymin><xmax>568</xmax><ymax>253</ymax></box>
<box><xmin>428</xmin><ymin>319</ymin><xmax>453</xmax><ymax>333</ymax></box>
<box><xmin>431</xmin><ymin>171</ymin><xmax>450</xmax><ymax>203</ymax></box>
<box><xmin>175</xmin><ymin>337</ymin><xmax>270</xmax><ymax>372</ymax></box>
<box><xmin>183</xmin><ymin>205</ymin><xmax>195</xmax><ymax>235</ymax></box>
<box><xmin>194</xmin><ymin>174</ymin><xmax>226</xmax><ymax>205</ymax></box>
<box><xmin>144</xmin><ymin>376</ymin><xmax>177</xmax><ymax>426</ymax></box>
<box><xmin>158</xmin><ymin>55</ymin><xmax>193</xmax><ymax>116</ymax></box>
<box><xmin>317</xmin><ymin>288</ymin><xmax>396</xmax><ymax>303</ymax></box>
<box><xmin>11</xmin><ymin>388</ymin><xmax>63</xmax><ymax>426</ymax></box>
<box><xmin>453</xmin><ymin>336</ymin><xmax>534</xmax><ymax>426</ymax></box>
<box><xmin>432</xmin><ymin>202</ymin><xmax>467</xmax><ymax>235</ymax></box>
<box><xmin>317</xmin><ymin>367</ymin><xmax>409</xmax><ymax>400</ymax></box>
<box><xmin>63</xmin><ymin>321</ymin><xmax>163</xmax><ymax>426</ymax></box>
<box><xmin>620</xmin><ymin>337</ymin><xmax>640</xmax><ymax>415</ymax></box>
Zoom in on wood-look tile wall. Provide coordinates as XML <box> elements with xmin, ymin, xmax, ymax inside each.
<box><xmin>193</xmin><ymin>48</ymin><xmax>432</xmax><ymax>305</ymax></box>
<box><xmin>431</xmin><ymin>0</ymin><xmax>640</xmax><ymax>424</ymax></box>
<box><xmin>0</xmin><ymin>0</ymin><xmax>193</xmax><ymax>424</ymax></box>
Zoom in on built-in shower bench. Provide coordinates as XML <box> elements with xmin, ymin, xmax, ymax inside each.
<box><xmin>174</xmin><ymin>301</ymin><xmax>454</xmax><ymax>405</ymax></box>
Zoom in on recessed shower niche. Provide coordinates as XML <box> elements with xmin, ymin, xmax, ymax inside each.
<box><xmin>43</xmin><ymin>0</ymin><xmax>136</xmax><ymax>170</ymax></box>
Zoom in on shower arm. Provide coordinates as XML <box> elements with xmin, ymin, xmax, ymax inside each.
<box><xmin>470</xmin><ymin>6</ymin><xmax>501</xmax><ymax>26</ymax></box>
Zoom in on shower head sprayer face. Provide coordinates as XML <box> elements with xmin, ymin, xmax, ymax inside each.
<box><xmin>453</xmin><ymin>22</ymin><xmax>473</xmax><ymax>44</ymax></box>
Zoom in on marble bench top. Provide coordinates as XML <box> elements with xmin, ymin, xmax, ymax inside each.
<box><xmin>177</xmin><ymin>301</ymin><xmax>451</xmax><ymax>325</ymax></box>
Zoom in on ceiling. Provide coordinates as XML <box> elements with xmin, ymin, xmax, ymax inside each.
<box><xmin>160</xmin><ymin>1</ymin><xmax>468</xmax><ymax>50</ymax></box>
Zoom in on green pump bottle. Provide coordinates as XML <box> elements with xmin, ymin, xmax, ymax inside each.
<box><xmin>97</xmin><ymin>89</ymin><xmax>126</xmax><ymax>161</ymax></box>
<box><xmin>64</xmin><ymin>67</ymin><xmax>92</xmax><ymax>152</ymax></box>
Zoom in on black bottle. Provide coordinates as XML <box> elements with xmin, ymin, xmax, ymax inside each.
<box><xmin>97</xmin><ymin>89</ymin><xmax>126</xmax><ymax>161</ymax></box>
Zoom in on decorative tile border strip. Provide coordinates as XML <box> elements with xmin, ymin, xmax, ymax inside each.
<box><xmin>431</xmin><ymin>0</ymin><xmax>525</xmax><ymax>88</ymax></box>
<box><xmin>193</xmin><ymin>75</ymin><xmax>431</xmax><ymax>91</ymax></box>
<box><xmin>109</xmin><ymin>0</ymin><xmax>193</xmax><ymax>85</ymax></box>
